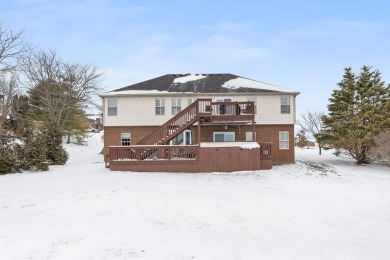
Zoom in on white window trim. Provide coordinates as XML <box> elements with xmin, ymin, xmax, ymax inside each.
<box><xmin>279</xmin><ymin>131</ymin><xmax>289</xmax><ymax>150</ymax></box>
<box><xmin>171</xmin><ymin>98</ymin><xmax>182</xmax><ymax>115</ymax></box>
<box><xmin>107</xmin><ymin>98</ymin><xmax>117</xmax><ymax>116</ymax></box>
<box><xmin>281</xmin><ymin>96</ymin><xmax>291</xmax><ymax>114</ymax></box>
<box><xmin>246</xmin><ymin>131</ymin><xmax>256</xmax><ymax>141</ymax></box>
<box><xmin>155</xmin><ymin>98</ymin><xmax>165</xmax><ymax>115</ymax></box>
<box><xmin>188</xmin><ymin>98</ymin><xmax>197</xmax><ymax>105</ymax></box>
<box><xmin>215</xmin><ymin>97</ymin><xmax>233</xmax><ymax>102</ymax></box>
<box><xmin>213</xmin><ymin>132</ymin><xmax>235</xmax><ymax>142</ymax></box>
<box><xmin>121</xmin><ymin>133</ymin><xmax>131</xmax><ymax>146</ymax></box>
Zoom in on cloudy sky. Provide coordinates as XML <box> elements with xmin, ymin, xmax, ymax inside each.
<box><xmin>1</xmin><ymin>0</ymin><xmax>390</xmax><ymax>115</ymax></box>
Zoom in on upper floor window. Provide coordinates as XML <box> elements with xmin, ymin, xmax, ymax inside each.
<box><xmin>172</xmin><ymin>98</ymin><xmax>181</xmax><ymax>115</ymax></box>
<box><xmin>108</xmin><ymin>98</ymin><xmax>117</xmax><ymax>116</ymax></box>
<box><xmin>121</xmin><ymin>133</ymin><xmax>131</xmax><ymax>146</ymax></box>
<box><xmin>188</xmin><ymin>98</ymin><xmax>196</xmax><ymax>105</ymax></box>
<box><xmin>247</xmin><ymin>97</ymin><xmax>257</xmax><ymax>114</ymax></box>
<box><xmin>281</xmin><ymin>96</ymin><xmax>290</xmax><ymax>114</ymax></box>
<box><xmin>155</xmin><ymin>98</ymin><xmax>165</xmax><ymax>115</ymax></box>
<box><xmin>279</xmin><ymin>131</ymin><xmax>289</xmax><ymax>150</ymax></box>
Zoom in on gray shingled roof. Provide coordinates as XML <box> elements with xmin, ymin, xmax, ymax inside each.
<box><xmin>110</xmin><ymin>73</ymin><xmax>296</xmax><ymax>94</ymax></box>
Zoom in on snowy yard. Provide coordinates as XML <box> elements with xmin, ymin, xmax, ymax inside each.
<box><xmin>0</xmin><ymin>133</ymin><xmax>389</xmax><ymax>260</ymax></box>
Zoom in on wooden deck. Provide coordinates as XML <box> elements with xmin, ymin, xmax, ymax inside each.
<box><xmin>107</xmin><ymin>142</ymin><xmax>272</xmax><ymax>172</ymax></box>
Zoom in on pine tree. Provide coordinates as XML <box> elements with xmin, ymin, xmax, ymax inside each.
<box><xmin>0</xmin><ymin>131</ymin><xmax>20</xmax><ymax>174</ymax></box>
<box><xmin>322</xmin><ymin>66</ymin><xmax>390</xmax><ymax>164</ymax></box>
<box><xmin>296</xmin><ymin>129</ymin><xmax>308</xmax><ymax>149</ymax></box>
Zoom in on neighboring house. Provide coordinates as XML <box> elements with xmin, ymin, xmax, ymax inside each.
<box><xmin>100</xmin><ymin>73</ymin><xmax>300</xmax><ymax>172</ymax></box>
<box><xmin>82</xmin><ymin>117</ymin><xmax>103</xmax><ymax>132</ymax></box>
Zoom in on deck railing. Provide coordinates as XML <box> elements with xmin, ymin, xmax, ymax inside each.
<box><xmin>210</xmin><ymin>101</ymin><xmax>255</xmax><ymax>121</ymax></box>
<box><xmin>259</xmin><ymin>142</ymin><xmax>272</xmax><ymax>160</ymax></box>
<box><xmin>109</xmin><ymin>145</ymin><xmax>199</xmax><ymax>163</ymax></box>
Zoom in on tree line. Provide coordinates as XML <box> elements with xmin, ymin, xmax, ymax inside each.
<box><xmin>297</xmin><ymin>66</ymin><xmax>390</xmax><ymax>166</ymax></box>
<box><xmin>0</xmin><ymin>22</ymin><xmax>103</xmax><ymax>174</ymax></box>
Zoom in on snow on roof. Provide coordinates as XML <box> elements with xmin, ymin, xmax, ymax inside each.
<box><xmin>173</xmin><ymin>74</ymin><xmax>207</xmax><ymax>84</ymax></box>
<box><xmin>103</xmin><ymin>90</ymin><xmax>171</xmax><ymax>96</ymax></box>
<box><xmin>200</xmin><ymin>142</ymin><xmax>260</xmax><ymax>149</ymax></box>
<box><xmin>222</xmin><ymin>77</ymin><xmax>293</xmax><ymax>92</ymax></box>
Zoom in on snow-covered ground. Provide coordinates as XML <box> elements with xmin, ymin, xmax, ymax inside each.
<box><xmin>1</xmin><ymin>133</ymin><xmax>389</xmax><ymax>260</ymax></box>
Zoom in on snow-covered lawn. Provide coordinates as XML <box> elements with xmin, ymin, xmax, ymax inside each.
<box><xmin>1</xmin><ymin>133</ymin><xmax>389</xmax><ymax>260</ymax></box>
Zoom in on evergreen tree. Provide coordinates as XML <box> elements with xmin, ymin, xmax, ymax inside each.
<box><xmin>19</xmin><ymin>120</ymin><xmax>49</xmax><ymax>171</ymax></box>
<box><xmin>322</xmin><ymin>66</ymin><xmax>390</xmax><ymax>164</ymax></box>
<box><xmin>296</xmin><ymin>129</ymin><xmax>308</xmax><ymax>149</ymax></box>
<box><xmin>0</xmin><ymin>131</ymin><xmax>20</xmax><ymax>174</ymax></box>
<box><xmin>42</xmin><ymin>123</ymin><xmax>68</xmax><ymax>165</ymax></box>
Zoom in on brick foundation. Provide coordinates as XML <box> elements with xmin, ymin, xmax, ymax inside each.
<box><xmin>104</xmin><ymin>124</ymin><xmax>295</xmax><ymax>165</ymax></box>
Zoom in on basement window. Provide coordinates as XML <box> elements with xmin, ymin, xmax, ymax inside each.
<box><xmin>121</xmin><ymin>133</ymin><xmax>131</xmax><ymax>146</ymax></box>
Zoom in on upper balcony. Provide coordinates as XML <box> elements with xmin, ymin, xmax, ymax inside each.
<box><xmin>197</xmin><ymin>99</ymin><xmax>255</xmax><ymax>123</ymax></box>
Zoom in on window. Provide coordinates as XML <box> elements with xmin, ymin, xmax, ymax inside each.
<box><xmin>215</xmin><ymin>97</ymin><xmax>233</xmax><ymax>115</ymax></box>
<box><xmin>155</xmin><ymin>99</ymin><xmax>165</xmax><ymax>115</ymax></box>
<box><xmin>247</xmin><ymin>97</ymin><xmax>257</xmax><ymax>114</ymax></box>
<box><xmin>121</xmin><ymin>133</ymin><xmax>131</xmax><ymax>146</ymax></box>
<box><xmin>213</xmin><ymin>132</ymin><xmax>235</xmax><ymax>142</ymax></box>
<box><xmin>279</xmin><ymin>131</ymin><xmax>289</xmax><ymax>150</ymax></box>
<box><xmin>108</xmin><ymin>98</ymin><xmax>117</xmax><ymax>116</ymax></box>
<box><xmin>188</xmin><ymin>98</ymin><xmax>196</xmax><ymax>105</ymax></box>
<box><xmin>246</xmin><ymin>131</ymin><xmax>256</xmax><ymax>141</ymax></box>
<box><xmin>281</xmin><ymin>96</ymin><xmax>290</xmax><ymax>114</ymax></box>
<box><xmin>172</xmin><ymin>98</ymin><xmax>181</xmax><ymax>115</ymax></box>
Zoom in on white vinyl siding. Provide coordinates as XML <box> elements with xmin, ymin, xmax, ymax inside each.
<box><xmin>108</xmin><ymin>98</ymin><xmax>117</xmax><ymax>116</ymax></box>
<box><xmin>171</xmin><ymin>98</ymin><xmax>181</xmax><ymax>115</ymax></box>
<box><xmin>279</xmin><ymin>131</ymin><xmax>289</xmax><ymax>150</ymax></box>
<box><xmin>281</xmin><ymin>96</ymin><xmax>291</xmax><ymax>114</ymax></box>
<box><xmin>155</xmin><ymin>99</ymin><xmax>165</xmax><ymax>115</ymax></box>
<box><xmin>103</xmin><ymin>94</ymin><xmax>296</xmax><ymax>126</ymax></box>
<box><xmin>121</xmin><ymin>133</ymin><xmax>131</xmax><ymax>146</ymax></box>
<box><xmin>213</xmin><ymin>132</ymin><xmax>235</xmax><ymax>142</ymax></box>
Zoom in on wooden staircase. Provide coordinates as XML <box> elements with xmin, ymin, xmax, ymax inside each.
<box><xmin>137</xmin><ymin>99</ymin><xmax>211</xmax><ymax>146</ymax></box>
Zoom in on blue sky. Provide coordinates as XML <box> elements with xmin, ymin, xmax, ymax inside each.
<box><xmin>1</xmin><ymin>0</ymin><xmax>390</xmax><ymax>116</ymax></box>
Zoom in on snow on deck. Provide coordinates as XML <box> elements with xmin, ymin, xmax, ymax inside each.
<box><xmin>173</xmin><ymin>74</ymin><xmax>206</xmax><ymax>83</ymax></box>
<box><xmin>222</xmin><ymin>77</ymin><xmax>295</xmax><ymax>92</ymax></box>
<box><xmin>200</xmin><ymin>142</ymin><xmax>259</xmax><ymax>149</ymax></box>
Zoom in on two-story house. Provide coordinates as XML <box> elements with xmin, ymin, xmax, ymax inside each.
<box><xmin>101</xmin><ymin>73</ymin><xmax>300</xmax><ymax>172</ymax></box>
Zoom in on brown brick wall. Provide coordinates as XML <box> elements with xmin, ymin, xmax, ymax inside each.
<box><xmin>104</xmin><ymin>124</ymin><xmax>295</xmax><ymax>165</ymax></box>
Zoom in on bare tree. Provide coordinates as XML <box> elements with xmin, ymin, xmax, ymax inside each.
<box><xmin>367</xmin><ymin>130</ymin><xmax>390</xmax><ymax>166</ymax></box>
<box><xmin>0</xmin><ymin>22</ymin><xmax>31</xmax><ymax>73</ymax></box>
<box><xmin>21</xmin><ymin>49</ymin><xmax>103</xmax><ymax>133</ymax></box>
<box><xmin>298</xmin><ymin>111</ymin><xmax>325</xmax><ymax>155</ymax></box>
<box><xmin>0</xmin><ymin>72</ymin><xmax>21</xmax><ymax>132</ymax></box>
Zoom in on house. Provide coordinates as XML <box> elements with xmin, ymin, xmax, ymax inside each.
<box><xmin>100</xmin><ymin>73</ymin><xmax>300</xmax><ymax>172</ymax></box>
